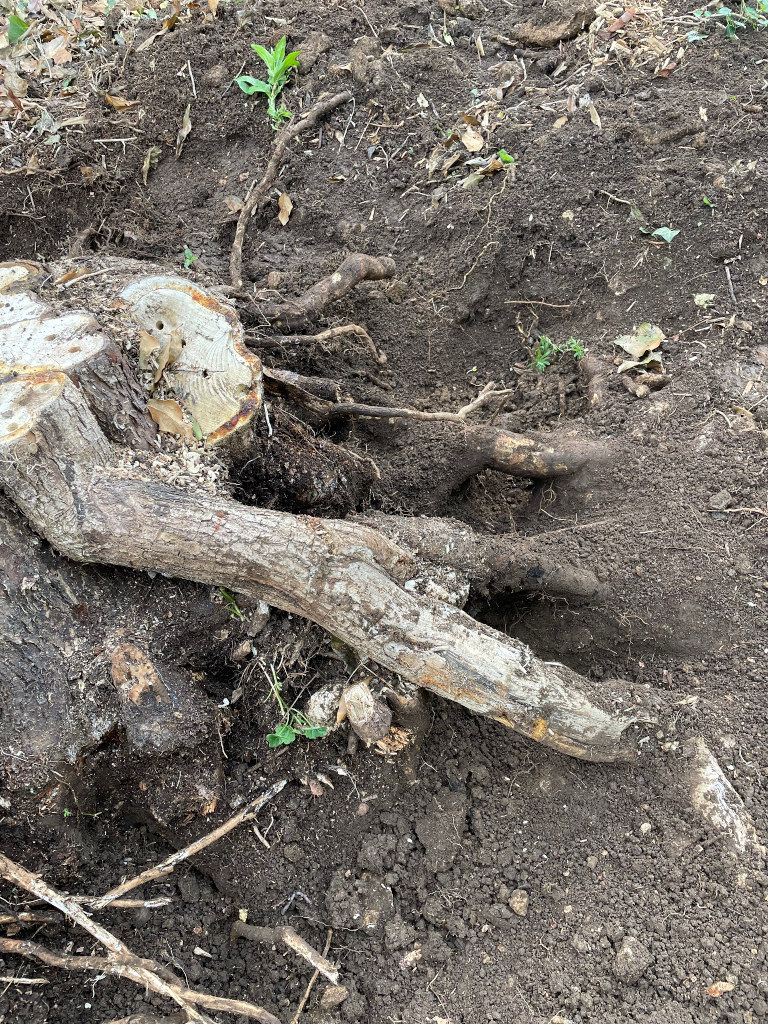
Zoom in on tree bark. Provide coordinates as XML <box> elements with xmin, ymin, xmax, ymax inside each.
<box><xmin>0</xmin><ymin>370</ymin><xmax>648</xmax><ymax>762</ymax></box>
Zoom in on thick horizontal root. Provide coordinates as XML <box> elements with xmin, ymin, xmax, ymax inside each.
<box><xmin>357</xmin><ymin>513</ymin><xmax>608</xmax><ymax>603</ymax></box>
<box><xmin>250</xmin><ymin>254</ymin><xmax>396</xmax><ymax>330</ymax></box>
<box><xmin>0</xmin><ymin>371</ymin><xmax>650</xmax><ymax>762</ymax></box>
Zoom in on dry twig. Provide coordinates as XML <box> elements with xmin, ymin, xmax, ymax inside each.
<box><xmin>290</xmin><ymin>929</ymin><xmax>333</xmax><ymax>1024</ymax></box>
<box><xmin>92</xmin><ymin>779</ymin><xmax>286</xmax><ymax>910</ymax></box>
<box><xmin>231</xmin><ymin>920</ymin><xmax>340</xmax><ymax>985</ymax></box>
<box><xmin>230</xmin><ymin>92</ymin><xmax>352</xmax><ymax>289</ymax></box>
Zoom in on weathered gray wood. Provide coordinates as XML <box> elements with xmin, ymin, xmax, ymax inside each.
<box><xmin>0</xmin><ymin>370</ymin><xmax>647</xmax><ymax>762</ymax></box>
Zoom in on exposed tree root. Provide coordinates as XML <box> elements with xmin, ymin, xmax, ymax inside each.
<box><xmin>231</xmin><ymin>920</ymin><xmax>340</xmax><ymax>985</ymax></box>
<box><xmin>685</xmin><ymin>738</ymin><xmax>765</xmax><ymax>866</ymax></box>
<box><xmin>357</xmin><ymin>513</ymin><xmax>608</xmax><ymax>603</ymax></box>
<box><xmin>0</xmin><ymin>370</ymin><xmax>650</xmax><ymax>762</ymax></box>
<box><xmin>246</xmin><ymin>254</ymin><xmax>396</xmax><ymax>331</ymax></box>
<box><xmin>230</xmin><ymin>92</ymin><xmax>352</xmax><ymax>290</ymax></box>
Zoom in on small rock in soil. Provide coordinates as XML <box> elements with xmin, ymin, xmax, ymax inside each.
<box><xmin>320</xmin><ymin>984</ymin><xmax>349</xmax><ymax>1009</ymax></box>
<box><xmin>614</xmin><ymin>936</ymin><xmax>654</xmax><ymax>983</ymax></box>
<box><xmin>509</xmin><ymin>889</ymin><xmax>529</xmax><ymax>917</ymax></box>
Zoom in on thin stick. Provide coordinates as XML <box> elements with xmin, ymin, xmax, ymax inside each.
<box><xmin>0</xmin><ymin>974</ymin><xmax>48</xmax><ymax>985</ymax></box>
<box><xmin>724</xmin><ymin>265</ymin><xmax>737</xmax><ymax>305</ymax></box>
<box><xmin>230</xmin><ymin>92</ymin><xmax>352</xmax><ymax>288</ymax></box>
<box><xmin>324</xmin><ymin>387</ymin><xmax>516</xmax><ymax>423</ymax></box>
<box><xmin>290</xmin><ymin>929</ymin><xmax>333</xmax><ymax>1024</ymax></box>
<box><xmin>93</xmin><ymin>779</ymin><xmax>286</xmax><ymax>909</ymax></box>
<box><xmin>0</xmin><ymin>938</ymin><xmax>279</xmax><ymax>1023</ymax></box>
<box><xmin>503</xmin><ymin>298</ymin><xmax>574</xmax><ymax>308</ymax></box>
<box><xmin>231</xmin><ymin>921</ymin><xmax>340</xmax><ymax>985</ymax></box>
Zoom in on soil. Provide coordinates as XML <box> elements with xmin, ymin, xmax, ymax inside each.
<box><xmin>1</xmin><ymin>1</ymin><xmax>768</xmax><ymax>1023</ymax></box>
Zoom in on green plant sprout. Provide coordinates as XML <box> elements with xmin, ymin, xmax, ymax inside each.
<box><xmin>236</xmin><ymin>37</ymin><xmax>300</xmax><ymax>129</ymax></box>
<box><xmin>264</xmin><ymin>666</ymin><xmax>327</xmax><ymax>747</ymax></box>
<box><xmin>529</xmin><ymin>336</ymin><xmax>585</xmax><ymax>372</ymax></box>
<box><xmin>219</xmin><ymin>588</ymin><xmax>244</xmax><ymax>621</ymax></box>
<box><xmin>183</xmin><ymin>245</ymin><xmax>198</xmax><ymax>268</ymax></box>
<box><xmin>691</xmin><ymin>0</ymin><xmax>768</xmax><ymax>38</ymax></box>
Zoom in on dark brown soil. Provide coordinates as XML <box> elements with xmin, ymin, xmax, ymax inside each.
<box><xmin>1</xmin><ymin>1</ymin><xmax>767</xmax><ymax>1022</ymax></box>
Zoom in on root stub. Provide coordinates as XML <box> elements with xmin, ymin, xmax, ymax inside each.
<box><xmin>0</xmin><ymin>369</ymin><xmax>650</xmax><ymax>762</ymax></box>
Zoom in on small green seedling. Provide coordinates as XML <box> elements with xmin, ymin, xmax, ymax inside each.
<box><xmin>529</xmin><ymin>336</ymin><xmax>585</xmax><ymax>372</ymax></box>
<box><xmin>219</xmin><ymin>588</ymin><xmax>244</xmax><ymax>621</ymax></box>
<box><xmin>183</xmin><ymin>245</ymin><xmax>198</xmax><ymax>268</ymax></box>
<box><xmin>264</xmin><ymin>667</ymin><xmax>327</xmax><ymax>748</ymax></box>
<box><xmin>691</xmin><ymin>0</ymin><xmax>767</xmax><ymax>37</ymax></box>
<box><xmin>497</xmin><ymin>149</ymin><xmax>515</xmax><ymax>164</ymax></box>
<box><xmin>236</xmin><ymin>37</ymin><xmax>300</xmax><ymax>129</ymax></box>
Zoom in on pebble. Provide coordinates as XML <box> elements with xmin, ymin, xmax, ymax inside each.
<box><xmin>586</xmin><ymin>855</ymin><xmax>599</xmax><ymax>869</ymax></box>
<box><xmin>357</xmin><ymin>802</ymin><xmax>370</xmax><ymax>816</ymax></box>
<box><xmin>509</xmin><ymin>889</ymin><xmax>529</xmax><ymax>917</ymax></box>
<box><xmin>614</xmin><ymin>936</ymin><xmax>653</xmax><ymax>983</ymax></box>
<box><xmin>320</xmin><ymin>984</ymin><xmax>349</xmax><ymax>1009</ymax></box>
<box><xmin>639</xmin><ymin>822</ymin><xmax>652</xmax><ymax>835</ymax></box>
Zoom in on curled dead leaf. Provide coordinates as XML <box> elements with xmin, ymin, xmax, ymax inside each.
<box><xmin>175</xmin><ymin>104</ymin><xmax>192</xmax><ymax>159</ymax></box>
<box><xmin>141</xmin><ymin>145</ymin><xmax>162</xmax><ymax>186</ymax></box>
<box><xmin>147</xmin><ymin>398</ymin><xmax>194</xmax><ymax>439</ymax></box>
<box><xmin>105</xmin><ymin>94</ymin><xmax>140</xmax><ymax>112</ymax></box>
<box><xmin>553</xmin><ymin>115</ymin><xmax>568</xmax><ymax>129</ymax></box>
<box><xmin>589</xmin><ymin>103</ymin><xmax>602</xmax><ymax>128</ymax></box>
<box><xmin>277</xmin><ymin>191</ymin><xmax>293</xmax><ymax>226</ymax></box>
<box><xmin>614</xmin><ymin>323</ymin><xmax>665</xmax><ymax>359</ymax></box>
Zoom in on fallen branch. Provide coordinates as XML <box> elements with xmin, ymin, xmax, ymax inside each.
<box><xmin>0</xmin><ymin>371</ymin><xmax>647</xmax><ymax>761</ymax></box>
<box><xmin>0</xmin><ymin>937</ymin><xmax>278</xmax><ymax>1023</ymax></box>
<box><xmin>92</xmin><ymin>779</ymin><xmax>286</xmax><ymax>909</ymax></box>
<box><xmin>231</xmin><ymin>920</ymin><xmax>339</xmax><ymax>985</ymax></box>
<box><xmin>230</xmin><ymin>91</ymin><xmax>352</xmax><ymax>289</ymax></box>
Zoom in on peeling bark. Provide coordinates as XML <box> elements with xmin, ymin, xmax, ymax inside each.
<box><xmin>0</xmin><ymin>370</ymin><xmax>649</xmax><ymax>762</ymax></box>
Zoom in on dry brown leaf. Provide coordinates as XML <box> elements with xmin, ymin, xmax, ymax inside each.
<box><xmin>461</xmin><ymin>112</ymin><xmax>480</xmax><ymax>126</ymax></box>
<box><xmin>223</xmin><ymin>195</ymin><xmax>244</xmax><ymax>213</ymax></box>
<box><xmin>3</xmin><ymin>68</ymin><xmax>27</xmax><ymax>99</ymax></box>
<box><xmin>479</xmin><ymin>157</ymin><xmax>504</xmax><ymax>175</ymax></box>
<box><xmin>461</xmin><ymin>126</ymin><xmax>484</xmax><ymax>152</ymax></box>
<box><xmin>553</xmin><ymin>115</ymin><xmax>568</xmax><ymax>129</ymax></box>
<box><xmin>175</xmin><ymin>103</ymin><xmax>192</xmax><ymax>158</ymax></box>
<box><xmin>152</xmin><ymin>336</ymin><xmax>172</xmax><ymax>384</ymax></box>
<box><xmin>589</xmin><ymin>103</ymin><xmax>602</xmax><ymax>128</ymax></box>
<box><xmin>147</xmin><ymin>398</ymin><xmax>194</xmax><ymax>438</ymax></box>
<box><xmin>277</xmin><ymin>191</ymin><xmax>293</xmax><ymax>226</ymax></box>
<box><xmin>53</xmin><ymin>268</ymin><xmax>91</xmax><ymax>286</ymax></box>
<box><xmin>138</xmin><ymin>329</ymin><xmax>161</xmax><ymax>370</ymax></box>
<box><xmin>43</xmin><ymin>36</ymin><xmax>72</xmax><ymax>65</ymax></box>
<box><xmin>141</xmin><ymin>144</ymin><xmax>162</xmax><ymax>185</ymax></box>
<box><xmin>208</xmin><ymin>0</ymin><xmax>219</xmax><ymax>13</ymax></box>
<box><xmin>167</xmin><ymin>328</ymin><xmax>184</xmax><ymax>366</ymax></box>
<box><xmin>106</xmin><ymin>93</ymin><xmax>139</xmax><ymax>111</ymax></box>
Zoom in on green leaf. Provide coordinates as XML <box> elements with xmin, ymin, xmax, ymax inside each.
<box><xmin>266</xmin><ymin>722</ymin><xmax>297</xmax><ymax>747</ymax></box>
<box><xmin>300</xmin><ymin>725</ymin><xmax>328</xmax><ymax>740</ymax></box>
<box><xmin>236</xmin><ymin>75</ymin><xmax>270</xmax><ymax>96</ymax></box>
<box><xmin>251</xmin><ymin>42</ymin><xmax>273</xmax><ymax>66</ymax></box>
<box><xmin>273</xmin><ymin>35</ymin><xmax>286</xmax><ymax>67</ymax></box>
<box><xmin>8</xmin><ymin>13</ymin><xmax>29</xmax><ymax>44</ymax></box>
<box><xmin>497</xmin><ymin>148</ymin><xmax>514</xmax><ymax>163</ymax></box>
<box><xmin>652</xmin><ymin>226</ymin><xmax>680</xmax><ymax>243</ymax></box>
